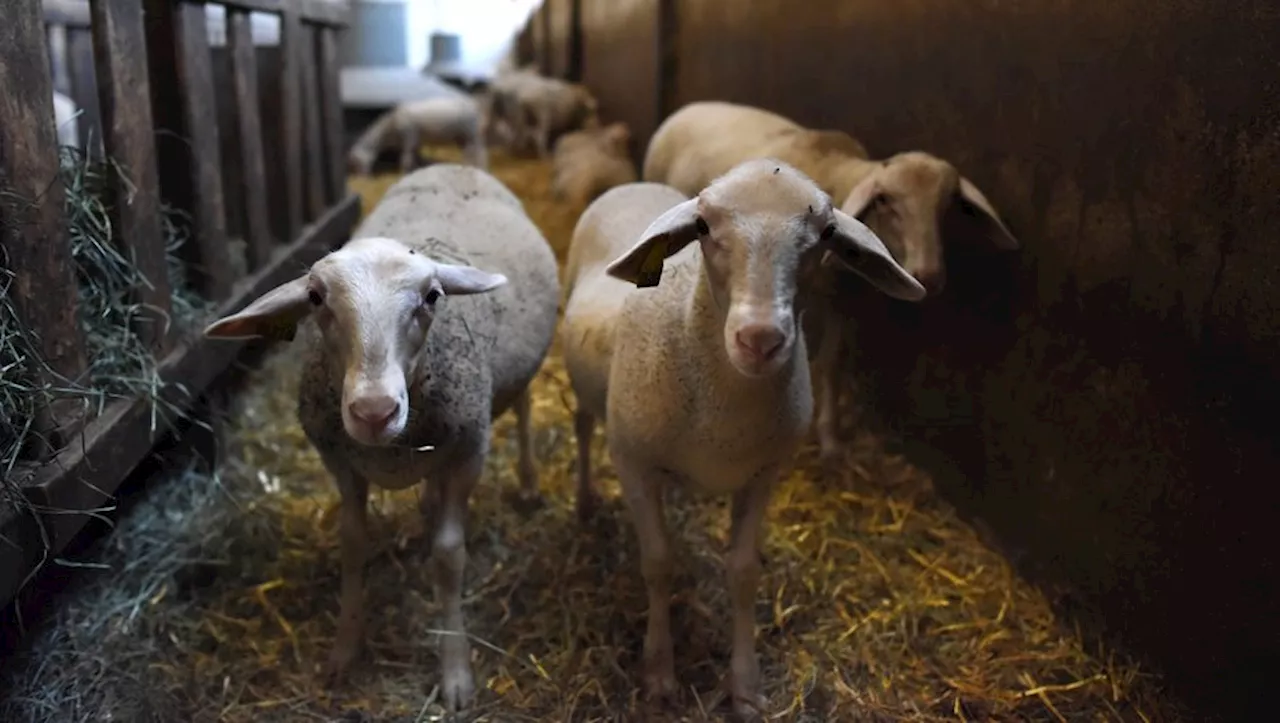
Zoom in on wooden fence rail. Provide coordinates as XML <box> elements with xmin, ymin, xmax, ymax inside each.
<box><xmin>0</xmin><ymin>0</ymin><xmax>361</xmax><ymax>607</ymax></box>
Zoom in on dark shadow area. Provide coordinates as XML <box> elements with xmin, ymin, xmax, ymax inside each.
<box><xmin>0</xmin><ymin>341</ymin><xmax>275</xmax><ymax>656</ymax></box>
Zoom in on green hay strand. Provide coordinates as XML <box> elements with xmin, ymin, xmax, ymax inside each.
<box><xmin>0</xmin><ymin>146</ymin><xmax>211</xmax><ymax>517</ymax></box>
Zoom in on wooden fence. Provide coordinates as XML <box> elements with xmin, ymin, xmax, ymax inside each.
<box><xmin>0</xmin><ymin>0</ymin><xmax>361</xmax><ymax>606</ymax></box>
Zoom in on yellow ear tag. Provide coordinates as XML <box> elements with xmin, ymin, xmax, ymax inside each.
<box><xmin>635</xmin><ymin>237</ymin><xmax>669</xmax><ymax>289</ymax></box>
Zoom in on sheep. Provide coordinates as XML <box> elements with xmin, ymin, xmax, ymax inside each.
<box><xmin>550</xmin><ymin>121</ymin><xmax>638</xmax><ymax>207</ymax></box>
<box><xmin>486</xmin><ymin>69</ymin><xmax>599</xmax><ymax>158</ymax></box>
<box><xmin>643</xmin><ymin>100</ymin><xmax>871</xmax><ymax>205</ymax></box>
<box><xmin>202</xmin><ymin>164</ymin><xmax>560</xmax><ymax>712</ymax></box>
<box><xmin>561</xmin><ymin>159</ymin><xmax>925</xmax><ymax>718</ymax></box>
<box><xmin>346</xmin><ymin>95</ymin><xmax>488</xmax><ymax>176</ymax></box>
<box><xmin>644</xmin><ymin>100</ymin><xmax>1020</xmax><ymax>462</ymax></box>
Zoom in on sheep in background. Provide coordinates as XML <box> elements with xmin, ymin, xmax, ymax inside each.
<box><xmin>347</xmin><ymin>95</ymin><xmax>488</xmax><ymax>176</ymax></box>
<box><xmin>561</xmin><ymin>160</ymin><xmax>925</xmax><ymax>718</ymax></box>
<box><xmin>644</xmin><ymin>100</ymin><xmax>1020</xmax><ymax>462</ymax></box>
<box><xmin>202</xmin><ymin>164</ymin><xmax>560</xmax><ymax>713</ymax></box>
<box><xmin>486</xmin><ymin>68</ymin><xmax>599</xmax><ymax>157</ymax></box>
<box><xmin>550</xmin><ymin>121</ymin><xmax>638</xmax><ymax>207</ymax></box>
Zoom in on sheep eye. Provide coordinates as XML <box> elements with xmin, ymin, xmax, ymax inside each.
<box><xmin>820</xmin><ymin>224</ymin><xmax>836</xmax><ymax>241</ymax></box>
<box><xmin>695</xmin><ymin>218</ymin><xmax>710</xmax><ymax>236</ymax></box>
<box><xmin>308</xmin><ymin>289</ymin><xmax>323</xmax><ymax>306</ymax></box>
<box><xmin>424</xmin><ymin>289</ymin><xmax>442</xmax><ymax>306</ymax></box>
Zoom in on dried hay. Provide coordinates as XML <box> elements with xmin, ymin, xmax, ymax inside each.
<box><xmin>0</xmin><ymin>147</ymin><xmax>209</xmax><ymax>514</ymax></box>
<box><xmin>0</xmin><ymin>146</ymin><xmax>1188</xmax><ymax>722</ymax></box>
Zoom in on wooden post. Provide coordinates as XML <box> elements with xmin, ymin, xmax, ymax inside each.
<box><xmin>317</xmin><ymin>27</ymin><xmax>346</xmax><ymax>205</ymax></box>
<box><xmin>278</xmin><ymin>6</ymin><xmax>305</xmax><ymax>239</ymax></box>
<box><xmin>0</xmin><ymin>0</ymin><xmax>88</xmax><ymax>457</ymax></box>
<box><xmin>143</xmin><ymin>0</ymin><xmax>233</xmax><ymax>302</ymax></box>
<box><xmin>226</xmin><ymin>9</ymin><xmax>273</xmax><ymax>271</ymax></box>
<box><xmin>298</xmin><ymin>23</ymin><xmax>326</xmax><ymax>222</ymax></box>
<box><xmin>90</xmin><ymin>0</ymin><xmax>174</xmax><ymax>354</ymax></box>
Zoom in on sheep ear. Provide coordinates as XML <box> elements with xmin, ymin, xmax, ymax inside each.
<box><xmin>953</xmin><ymin>176</ymin><xmax>1020</xmax><ymax>250</ymax></box>
<box><xmin>840</xmin><ymin>172</ymin><xmax>880</xmax><ymax>221</ymax></box>
<box><xmin>824</xmin><ymin>209</ymin><xmax>927</xmax><ymax>302</ymax></box>
<box><xmin>203</xmin><ymin>275</ymin><xmax>313</xmax><ymax>341</ymax></box>
<box><xmin>605</xmin><ymin>197</ymin><xmax>701</xmax><ymax>288</ymax></box>
<box><xmin>436</xmin><ymin>262</ymin><xmax>508</xmax><ymax>295</ymax></box>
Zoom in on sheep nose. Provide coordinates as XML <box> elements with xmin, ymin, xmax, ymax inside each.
<box><xmin>735</xmin><ymin>324</ymin><xmax>786</xmax><ymax>362</ymax></box>
<box><xmin>349</xmin><ymin>396</ymin><xmax>400</xmax><ymax>429</ymax></box>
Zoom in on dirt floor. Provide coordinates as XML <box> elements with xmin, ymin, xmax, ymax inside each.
<box><xmin>0</xmin><ymin>147</ymin><xmax>1189</xmax><ymax>722</ymax></box>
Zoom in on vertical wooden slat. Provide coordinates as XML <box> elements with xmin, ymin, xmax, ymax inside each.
<box><xmin>214</xmin><ymin>46</ymin><xmax>245</xmax><ymax>252</ymax></box>
<box><xmin>143</xmin><ymin>0</ymin><xmax>192</xmax><ymax>269</ymax></box>
<box><xmin>175</xmin><ymin>2</ymin><xmax>233</xmax><ymax>300</ymax></box>
<box><xmin>317</xmin><ymin>26</ymin><xmax>346</xmax><ymax>205</ymax></box>
<box><xmin>143</xmin><ymin>0</ymin><xmax>233</xmax><ymax>302</ymax></box>
<box><xmin>66</xmin><ymin>27</ymin><xmax>102</xmax><ymax>157</ymax></box>
<box><xmin>278</xmin><ymin>7</ymin><xmax>304</xmax><ymax>239</ymax></box>
<box><xmin>298</xmin><ymin>23</ymin><xmax>326</xmax><ymax>222</ymax></box>
<box><xmin>258</xmin><ymin>45</ymin><xmax>286</xmax><ymax>243</ymax></box>
<box><xmin>89</xmin><ymin>0</ymin><xmax>173</xmax><ymax>354</ymax></box>
<box><xmin>0</xmin><ymin>0</ymin><xmax>87</xmax><ymax>456</ymax></box>
<box><xmin>226</xmin><ymin>9</ymin><xmax>273</xmax><ymax>270</ymax></box>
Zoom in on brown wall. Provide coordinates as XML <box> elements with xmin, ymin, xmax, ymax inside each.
<box><xmin>528</xmin><ymin>0</ymin><xmax>1280</xmax><ymax>718</ymax></box>
<box><xmin>577</xmin><ymin>0</ymin><xmax>663</xmax><ymax>163</ymax></box>
<box><xmin>544</xmin><ymin>0</ymin><xmax>573</xmax><ymax>79</ymax></box>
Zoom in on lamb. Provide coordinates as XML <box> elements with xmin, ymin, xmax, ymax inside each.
<box><xmin>561</xmin><ymin>160</ymin><xmax>925</xmax><ymax>718</ymax></box>
<box><xmin>550</xmin><ymin>121</ymin><xmax>638</xmax><ymax>207</ymax></box>
<box><xmin>644</xmin><ymin>100</ymin><xmax>1020</xmax><ymax>461</ymax></box>
<box><xmin>202</xmin><ymin>164</ymin><xmax>560</xmax><ymax>712</ymax></box>
<box><xmin>486</xmin><ymin>68</ymin><xmax>599</xmax><ymax>157</ymax></box>
<box><xmin>346</xmin><ymin>94</ymin><xmax>488</xmax><ymax>175</ymax></box>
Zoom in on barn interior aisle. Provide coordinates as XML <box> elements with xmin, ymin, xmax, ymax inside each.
<box><xmin>0</xmin><ymin>146</ymin><xmax>1182</xmax><ymax>722</ymax></box>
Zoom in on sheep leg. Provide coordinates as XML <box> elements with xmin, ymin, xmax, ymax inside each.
<box><xmin>431</xmin><ymin>449</ymin><xmax>481</xmax><ymax>711</ymax></box>
<box><xmin>725</xmin><ymin>470</ymin><xmax>777</xmax><ymax>720</ymax></box>
<box><xmin>465</xmin><ymin>136</ymin><xmax>489</xmax><ymax>170</ymax></box>
<box><xmin>515</xmin><ymin>386</ymin><xmax>540</xmax><ymax>504</ymax></box>
<box><xmin>398</xmin><ymin>125</ymin><xmax>421</xmax><ymax>173</ymax></box>
<box><xmin>534</xmin><ymin>107</ymin><xmax>553</xmax><ymax>158</ymax></box>
<box><xmin>573</xmin><ymin>409</ymin><xmax>600</xmax><ymax>525</ymax></box>
<box><xmin>616</xmin><ymin>454</ymin><xmax>677</xmax><ymax>702</ymax></box>
<box><xmin>322</xmin><ymin>463</ymin><xmax>369</xmax><ymax>686</ymax></box>
<box><xmin>813</xmin><ymin>309</ymin><xmax>844</xmax><ymax>465</ymax></box>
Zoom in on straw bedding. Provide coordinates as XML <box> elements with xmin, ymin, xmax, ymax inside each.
<box><xmin>0</xmin><ymin>146</ymin><xmax>1187</xmax><ymax>722</ymax></box>
<box><xmin>0</xmin><ymin>146</ymin><xmax>208</xmax><ymax>548</ymax></box>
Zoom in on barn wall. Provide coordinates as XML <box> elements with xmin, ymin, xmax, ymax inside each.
<box><xmin>544</xmin><ymin>0</ymin><xmax>1280</xmax><ymax>717</ymax></box>
<box><xmin>544</xmin><ymin>0</ymin><xmax>573</xmax><ymax>79</ymax></box>
<box><xmin>578</xmin><ymin>0</ymin><xmax>662</xmax><ymax>163</ymax></box>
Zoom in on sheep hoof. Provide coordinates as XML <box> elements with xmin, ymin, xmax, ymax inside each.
<box><xmin>439</xmin><ymin>659</ymin><xmax>476</xmax><ymax>712</ymax></box>
<box><xmin>817</xmin><ymin>442</ymin><xmax>844</xmax><ymax>471</ymax></box>
<box><xmin>731</xmin><ymin>691</ymin><xmax>768</xmax><ymax>722</ymax></box>
<box><xmin>504</xmin><ymin>486</ymin><xmax>545</xmax><ymax>516</ymax></box>
<box><xmin>319</xmin><ymin>643</ymin><xmax>358</xmax><ymax>688</ymax></box>
<box><xmin>575</xmin><ymin>490</ymin><xmax>600</xmax><ymax>526</ymax></box>
<box><xmin>726</xmin><ymin>659</ymin><xmax>766</xmax><ymax>721</ymax></box>
<box><xmin>642</xmin><ymin>661</ymin><xmax>678</xmax><ymax>704</ymax></box>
